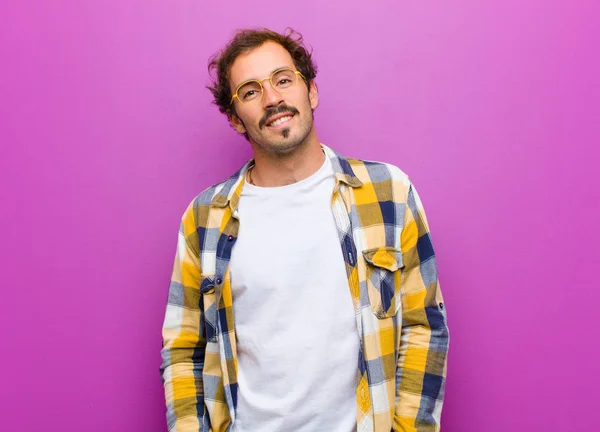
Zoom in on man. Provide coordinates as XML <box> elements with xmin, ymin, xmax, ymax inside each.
<box><xmin>160</xmin><ymin>28</ymin><xmax>449</xmax><ymax>432</ymax></box>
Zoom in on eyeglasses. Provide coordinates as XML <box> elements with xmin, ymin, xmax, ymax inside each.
<box><xmin>230</xmin><ymin>67</ymin><xmax>305</xmax><ymax>106</ymax></box>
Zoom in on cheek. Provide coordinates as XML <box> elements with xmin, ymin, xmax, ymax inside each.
<box><xmin>238</xmin><ymin>109</ymin><xmax>261</xmax><ymax>128</ymax></box>
<box><xmin>299</xmin><ymin>91</ymin><xmax>314</xmax><ymax>110</ymax></box>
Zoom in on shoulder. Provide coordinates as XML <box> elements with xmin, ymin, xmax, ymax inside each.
<box><xmin>347</xmin><ymin>155</ymin><xmax>412</xmax><ymax>188</ymax></box>
<box><xmin>179</xmin><ymin>177</ymin><xmax>232</xmax><ymax>229</ymax></box>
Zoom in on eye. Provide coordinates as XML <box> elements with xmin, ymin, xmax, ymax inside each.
<box><xmin>238</xmin><ymin>81</ymin><xmax>262</xmax><ymax>101</ymax></box>
<box><xmin>241</xmin><ymin>88</ymin><xmax>262</xmax><ymax>101</ymax></box>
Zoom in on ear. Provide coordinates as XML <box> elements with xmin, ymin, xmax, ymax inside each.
<box><xmin>229</xmin><ymin>113</ymin><xmax>247</xmax><ymax>134</ymax></box>
<box><xmin>309</xmin><ymin>80</ymin><xmax>319</xmax><ymax>110</ymax></box>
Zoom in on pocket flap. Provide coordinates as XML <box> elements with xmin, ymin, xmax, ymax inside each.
<box><xmin>362</xmin><ymin>247</ymin><xmax>403</xmax><ymax>272</ymax></box>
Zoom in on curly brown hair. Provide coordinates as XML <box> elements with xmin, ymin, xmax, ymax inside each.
<box><xmin>207</xmin><ymin>28</ymin><xmax>318</xmax><ymax>119</ymax></box>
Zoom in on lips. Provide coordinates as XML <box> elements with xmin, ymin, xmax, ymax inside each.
<box><xmin>265</xmin><ymin>112</ymin><xmax>295</xmax><ymax>127</ymax></box>
<box><xmin>259</xmin><ymin>105</ymin><xmax>300</xmax><ymax>129</ymax></box>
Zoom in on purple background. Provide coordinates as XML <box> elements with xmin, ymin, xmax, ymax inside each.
<box><xmin>1</xmin><ymin>1</ymin><xmax>598</xmax><ymax>431</ymax></box>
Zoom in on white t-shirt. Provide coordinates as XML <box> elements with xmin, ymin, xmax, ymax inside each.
<box><xmin>229</xmin><ymin>155</ymin><xmax>358</xmax><ymax>432</ymax></box>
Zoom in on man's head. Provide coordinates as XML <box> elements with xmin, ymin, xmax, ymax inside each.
<box><xmin>208</xmin><ymin>28</ymin><xmax>319</xmax><ymax>155</ymax></box>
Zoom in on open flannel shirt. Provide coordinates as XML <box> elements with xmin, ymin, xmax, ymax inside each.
<box><xmin>160</xmin><ymin>145</ymin><xmax>449</xmax><ymax>432</ymax></box>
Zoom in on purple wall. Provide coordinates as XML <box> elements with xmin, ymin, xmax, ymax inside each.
<box><xmin>1</xmin><ymin>1</ymin><xmax>598</xmax><ymax>431</ymax></box>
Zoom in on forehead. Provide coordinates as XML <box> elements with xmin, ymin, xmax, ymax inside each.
<box><xmin>229</xmin><ymin>41</ymin><xmax>295</xmax><ymax>88</ymax></box>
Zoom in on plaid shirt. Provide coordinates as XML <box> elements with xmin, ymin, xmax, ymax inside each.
<box><xmin>160</xmin><ymin>145</ymin><xmax>449</xmax><ymax>432</ymax></box>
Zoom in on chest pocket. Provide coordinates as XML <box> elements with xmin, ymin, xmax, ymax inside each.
<box><xmin>362</xmin><ymin>247</ymin><xmax>403</xmax><ymax>318</ymax></box>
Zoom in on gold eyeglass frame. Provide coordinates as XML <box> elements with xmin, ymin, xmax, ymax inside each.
<box><xmin>230</xmin><ymin>68</ymin><xmax>305</xmax><ymax>106</ymax></box>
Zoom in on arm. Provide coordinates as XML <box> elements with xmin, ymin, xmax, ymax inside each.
<box><xmin>160</xmin><ymin>204</ymin><xmax>210</xmax><ymax>432</ymax></box>
<box><xmin>394</xmin><ymin>182</ymin><xmax>449</xmax><ymax>432</ymax></box>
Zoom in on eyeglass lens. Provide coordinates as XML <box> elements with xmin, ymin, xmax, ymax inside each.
<box><xmin>237</xmin><ymin>69</ymin><xmax>298</xmax><ymax>103</ymax></box>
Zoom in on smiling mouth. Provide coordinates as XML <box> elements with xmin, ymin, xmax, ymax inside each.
<box><xmin>266</xmin><ymin>114</ymin><xmax>295</xmax><ymax>128</ymax></box>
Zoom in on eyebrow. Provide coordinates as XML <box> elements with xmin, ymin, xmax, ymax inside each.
<box><xmin>234</xmin><ymin>65</ymin><xmax>293</xmax><ymax>89</ymax></box>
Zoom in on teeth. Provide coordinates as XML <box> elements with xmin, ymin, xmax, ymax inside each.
<box><xmin>269</xmin><ymin>115</ymin><xmax>292</xmax><ymax>126</ymax></box>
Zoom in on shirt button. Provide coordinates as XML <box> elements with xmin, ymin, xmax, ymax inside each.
<box><xmin>439</xmin><ymin>302</ymin><xmax>444</xmax><ymax>310</ymax></box>
<box><xmin>227</xmin><ymin>235</ymin><xmax>234</xmax><ymax>242</ymax></box>
<box><xmin>216</xmin><ymin>278</ymin><xmax>222</xmax><ymax>285</ymax></box>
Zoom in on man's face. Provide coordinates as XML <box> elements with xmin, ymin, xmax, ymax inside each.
<box><xmin>228</xmin><ymin>41</ymin><xmax>318</xmax><ymax>154</ymax></box>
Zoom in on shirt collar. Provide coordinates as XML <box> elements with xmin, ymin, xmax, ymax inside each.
<box><xmin>210</xmin><ymin>144</ymin><xmax>362</xmax><ymax>211</ymax></box>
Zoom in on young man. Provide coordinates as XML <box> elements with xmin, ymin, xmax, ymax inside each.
<box><xmin>160</xmin><ymin>29</ymin><xmax>449</xmax><ymax>432</ymax></box>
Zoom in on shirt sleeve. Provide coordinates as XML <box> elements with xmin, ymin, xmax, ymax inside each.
<box><xmin>160</xmin><ymin>203</ymin><xmax>210</xmax><ymax>432</ymax></box>
<box><xmin>394</xmin><ymin>181</ymin><xmax>449</xmax><ymax>432</ymax></box>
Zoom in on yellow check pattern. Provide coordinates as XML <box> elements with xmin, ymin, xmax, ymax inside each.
<box><xmin>160</xmin><ymin>145</ymin><xmax>449</xmax><ymax>431</ymax></box>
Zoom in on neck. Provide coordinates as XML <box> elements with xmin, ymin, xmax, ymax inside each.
<box><xmin>248</xmin><ymin>130</ymin><xmax>324</xmax><ymax>187</ymax></box>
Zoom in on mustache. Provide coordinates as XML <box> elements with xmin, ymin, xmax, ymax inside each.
<box><xmin>259</xmin><ymin>105</ymin><xmax>300</xmax><ymax>129</ymax></box>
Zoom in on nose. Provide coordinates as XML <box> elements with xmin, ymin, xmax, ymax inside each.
<box><xmin>261</xmin><ymin>80</ymin><xmax>285</xmax><ymax>109</ymax></box>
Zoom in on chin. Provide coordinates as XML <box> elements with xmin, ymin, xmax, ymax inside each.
<box><xmin>251</xmin><ymin>122</ymin><xmax>312</xmax><ymax>154</ymax></box>
<box><xmin>267</xmin><ymin>138</ymin><xmax>302</xmax><ymax>154</ymax></box>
